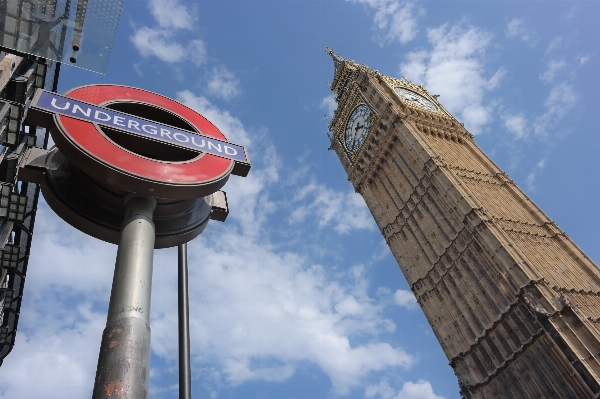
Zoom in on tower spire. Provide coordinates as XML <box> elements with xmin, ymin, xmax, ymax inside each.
<box><xmin>325</xmin><ymin>47</ymin><xmax>345</xmax><ymax>75</ymax></box>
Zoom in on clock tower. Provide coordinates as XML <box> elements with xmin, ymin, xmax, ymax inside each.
<box><xmin>326</xmin><ymin>49</ymin><xmax>600</xmax><ymax>398</ymax></box>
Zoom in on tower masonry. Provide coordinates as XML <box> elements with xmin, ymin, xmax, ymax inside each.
<box><xmin>326</xmin><ymin>49</ymin><xmax>600</xmax><ymax>398</ymax></box>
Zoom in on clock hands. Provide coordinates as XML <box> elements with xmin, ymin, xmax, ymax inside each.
<box><xmin>395</xmin><ymin>87</ymin><xmax>438</xmax><ymax>112</ymax></box>
<box><xmin>351</xmin><ymin>121</ymin><xmax>366</xmax><ymax>150</ymax></box>
<box><xmin>345</xmin><ymin>105</ymin><xmax>371</xmax><ymax>152</ymax></box>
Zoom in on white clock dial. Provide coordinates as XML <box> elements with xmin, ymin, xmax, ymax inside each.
<box><xmin>345</xmin><ymin>104</ymin><xmax>371</xmax><ymax>152</ymax></box>
<box><xmin>394</xmin><ymin>87</ymin><xmax>438</xmax><ymax>112</ymax></box>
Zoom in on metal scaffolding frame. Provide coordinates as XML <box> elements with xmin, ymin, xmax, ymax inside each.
<box><xmin>0</xmin><ymin>49</ymin><xmax>60</xmax><ymax>365</ymax></box>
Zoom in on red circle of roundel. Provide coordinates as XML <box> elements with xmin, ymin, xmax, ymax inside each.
<box><xmin>54</xmin><ymin>84</ymin><xmax>233</xmax><ymax>198</ymax></box>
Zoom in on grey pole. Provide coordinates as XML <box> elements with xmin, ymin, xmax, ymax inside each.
<box><xmin>93</xmin><ymin>195</ymin><xmax>157</xmax><ymax>399</ymax></box>
<box><xmin>178</xmin><ymin>242</ymin><xmax>192</xmax><ymax>399</ymax></box>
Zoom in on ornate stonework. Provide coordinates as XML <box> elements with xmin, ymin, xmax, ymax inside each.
<box><xmin>326</xmin><ymin>49</ymin><xmax>600</xmax><ymax>398</ymax></box>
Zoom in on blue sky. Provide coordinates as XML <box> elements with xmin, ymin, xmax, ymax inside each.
<box><xmin>2</xmin><ymin>1</ymin><xmax>600</xmax><ymax>398</ymax></box>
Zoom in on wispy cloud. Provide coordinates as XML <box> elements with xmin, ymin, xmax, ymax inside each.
<box><xmin>176</xmin><ymin>90</ymin><xmax>251</xmax><ymax>147</ymax></box>
<box><xmin>131</xmin><ymin>0</ymin><xmax>206</xmax><ymax>66</ymax></box>
<box><xmin>131</xmin><ymin>27</ymin><xmax>207</xmax><ymax>66</ymax></box>
<box><xmin>187</xmin><ymin>39</ymin><xmax>208</xmax><ymax>67</ymax></box>
<box><xmin>400</xmin><ymin>22</ymin><xmax>504</xmax><ymax>134</ymax></box>
<box><xmin>165</xmin><ymin>241</ymin><xmax>412</xmax><ymax>394</ymax></box>
<box><xmin>505</xmin><ymin>18</ymin><xmax>536</xmax><ymax>45</ymax></box>
<box><xmin>350</xmin><ymin>0</ymin><xmax>425</xmax><ymax>44</ymax></box>
<box><xmin>290</xmin><ymin>182</ymin><xmax>376</xmax><ymax>234</ymax></box>
<box><xmin>526</xmin><ymin>158</ymin><xmax>546</xmax><ymax>192</ymax></box>
<box><xmin>366</xmin><ymin>380</ymin><xmax>396</xmax><ymax>398</ymax></box>
<box><xmin>502</xmin><ymin>113</ymin><xmax>528</xmax><ymax>139</ymax></box>
<box><xmin>207</xmin><ymin>66</ymin><xmax>241</xmax><ymax>101</ymax></box>
<box><xmin>393</xmin><ymin>289</ymin><xmax>417</xmax><ymax>310</ymax></box>
<box><xmin>525</xmin><ymin>172</ymin><xmax>535</xmax><ymax>190</ymax></box>
<box><xmin>533</xmin><ymin>83</ymin><xmax>578</xmax><ymax>138</ymax></box>
<box><xmin>148</xmin><ymin>0</ymin><xmax>196</xmax><ymax>30</ymax></box>
<box><xmin>546</xmin><ymin>36</ymin><xmax>563</xmax><ymax>54</ymax></box>
<box><xmin>393</xmin><ymin>380</ymin><xmax>446</xmax><ymax>399</ymax></box>
<box><xmin>0</xmin><ymin>205</ymin><xmax>114</xmax><ymax>398</ymax></box>
<box><xmin>322</xmin><ymin>94</ymin><xmax>337</xmax><ymax>119</ymax></box>
<box><xmin>540</xmin><ymin>59</ymin><xmax>566</xmax><ymax>84</ymax></box>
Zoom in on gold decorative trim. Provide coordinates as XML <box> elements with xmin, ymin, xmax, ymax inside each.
<box><xmin>380</xmin><ymin>75</ymin><xmax>444</xmax><ymax>115</ymax></box>
<box><xmin>333</xmin><ymin>92</ymin><xmax>380</xmax><ymax>166</ymax></box>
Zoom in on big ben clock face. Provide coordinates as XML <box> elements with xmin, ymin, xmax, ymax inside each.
<box><xmin>345</xmin><ymin>104</ymin><xmax>371</xmax><ymax>152</ymax></box>
<box><xmin>394</xmin><ymin>87</ymin><xmax>438</xmax><ymax>112</ymax></box>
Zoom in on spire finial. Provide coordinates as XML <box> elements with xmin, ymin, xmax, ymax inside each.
<box><xmin>325</xmin><ymin>46</ymin><xmax>344</xmax><ymax>63</ymax></box>
<box><xmin>326</xmin><ymin>47</ymin><xmax>346</xmax><ymax>77</ymax></box>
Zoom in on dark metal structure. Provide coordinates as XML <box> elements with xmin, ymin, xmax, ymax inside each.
<box><xmin>0</xmin><ymin>51</ymin><xmax>60</xmax><ymax>365</ymax></box>
<box><xmin>0</xmin><ymin>0</ymin><xmax>74</xmax><ymax>366</ymax></box>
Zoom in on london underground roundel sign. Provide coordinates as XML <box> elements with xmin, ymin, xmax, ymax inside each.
<box><xmin>27</xmin><ymin>84</ymin><xmax>250</xmax><ymax>199</ymax></box>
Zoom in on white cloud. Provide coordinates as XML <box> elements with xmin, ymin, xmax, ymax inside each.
<box><xmin>0</xmin><ymin>204</ymin><xmax>112</xmax><ymax>398</ymax></box>
<box><xmin>152</xmin><ymin>93</ymin><xmax>408</xmax><ymax>394</ymax></box>
<box><xmin>394</xmin><ymin>289</ymin><xmax>417</xmax><ymax>310</ymax></box>
<box><xmin>322</xmin><ymin>94</ymin><xmax>337</xmax><ymax>118</ymax></box>
<box><xmin>131</xmin><ymin>0</ymin><xmax>206</xmax><ymax>67</ymax></box>
<box><xmin>188</xmin><ymin>39</ymin><xmax>208</xmax><ymax>66</ymax></box>
<box><xmin>525</xmin><ymin>158</ymin><xmax>546</xmax><ymax>192</ymax></box>
<box><xmin>1</xmin><ymin>122</ymin><xmax>412</xmax><ymax>399</ymax></box>
<box><xmin>351</xmin><ymin>0</ymin><xmax>425</xmax><ymax>44</ymax></box>
<box><xmin>366</xmin><ymin>380</ymin><xmax>396</xmax><ymax>398</ymax></box>
<box><xmin>131</xmin><ymin>27</ymin><xmax>207</xmax><ymax>66</ymax></box>
<box><xmin>505</xmin><ymin>18</ymin><xmax>536</xmax><ymax>45</ymax></box>
<box><xmin>400</xmin><ymin>22</ymin><xmax>502</xmax><ymax>134</ymax></box>
<box><xmin>502</xmin><ymin>113</ymin><xmax>528</xmax><ymax>139</ymax></box>
<box><xmin>148</xmin><ymin>0</ymin><xmax>196</xmax><ymax>30</ymax></box>
<box><xmin>393</xmin><ymin>380</ymin><xmax>445</xmax><ymax>399</ymax></box>
<box><xmin>154</xmin><ymin>238</ymin><xmax>412</xmax><ymax>394</ymax></box>
<box><xmin>176</xmin><ymin>90</ymin><xmax>272</xmax><ymax>237</ymax></box>
<box><xmin>487</xmin><ymin>67</ymin><xmax>506</xmax><ymax>90</ymax></box>
<box><xmin>533</xmin><ymin>83</ymin><xmax>578</xmax><ymax>138</ymax></box>
<box><xmin>540</xmin><ymin>59</ymin><xmax>566</xmax><ymax>84</ymax></box>
<box><xmin>579</xmin><ymin>55</ymin><xmax>590</xmax><ymax>65</ymax></box>
<box><xmin>505</xmin><ymin>18</ymin><xmax>524</xmax><ymax>39</ymax></box>
<box><xmin>131</xmin><ymin>27</ymin><xmax>187</xmax><ymax>62</ymax></box>
<box><xmin>537</xmin><ymin>158</ymin><xmax>546</xmax><ymax>169</ymax></box>
<box><xmin>207</xmin><ymin>66</ymin><xmax>241</xmax><ymax>101</ymax></box>
<box><xmin>176</xmin><ymin>90</ymin><xmax>251</xmax><ymax>147</ymax></box>
<box><xmin>289</xmin><ymin>182</ymin><xmax>376</xmax><ymax>234</ymax></box>
<box><xmin>0</xmin><ymin>303</ymin><xmax>105</xmax><ymax>398</ymax></box>
<box><xmin>546</xmin><ymin>36</ymin><xmax>563</xmax><ymax>53</ymax></box>
<box><xmin>526</xmin><ymin>172</ymin><xmax>536</xmax><ymax>192</ymax></box>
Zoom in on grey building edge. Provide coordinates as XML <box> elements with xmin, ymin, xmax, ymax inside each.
<box><xmin>0</xmin><ymin>46</ymin><xmax>60</xmax><ymax>365</ymax></box>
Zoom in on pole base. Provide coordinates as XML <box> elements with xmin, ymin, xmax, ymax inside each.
<box><xmin>92</xmin><ymin>317</ymin><xmax>151</xmax><ymax>399</ymax></box>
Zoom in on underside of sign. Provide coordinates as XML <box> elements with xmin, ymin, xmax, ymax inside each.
<box><xmin>19</xmin><ymin>147</ymin><xmax>229</xmax><ymax>248</ymax></box>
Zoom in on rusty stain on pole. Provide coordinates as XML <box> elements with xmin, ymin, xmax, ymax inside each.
<box><xmin>92</xmin><ymin>195</ymin><xmax>156</xmax><ymax>399</ymax></box>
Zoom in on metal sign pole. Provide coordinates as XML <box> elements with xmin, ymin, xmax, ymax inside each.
<box><xmin>178</xmin><ymin>243</ymin><xmax>192</xmax><ymax>399</ymax></box>
<box><xmin>92</xmin><ymin>195</ymin><xmax>157</xmax><ymax>399</ymax></box>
